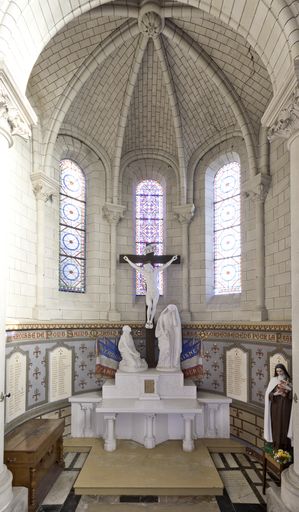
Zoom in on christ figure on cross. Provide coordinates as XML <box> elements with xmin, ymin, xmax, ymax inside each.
<box><xmin>123</xmin><ymin>253</ymin><xmax>178</xmax><ymax>328</ymax></box>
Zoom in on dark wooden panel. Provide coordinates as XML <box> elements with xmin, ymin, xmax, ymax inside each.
<box><xmin>5</xmin><ymin>419</ymin><xmax>65</xmax><ymax>512</ymax></box>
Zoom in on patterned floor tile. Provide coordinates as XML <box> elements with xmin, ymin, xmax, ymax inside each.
<box><xmin>223</xmin><ymin>454</ymin><xmax>239</xmax><ymax>468</ymax></box>
<box><xmin>245</xmin><ymin>469</ymin><xmax>262</xmax><ymax>484</ymax></box>
<box><xmin>211</xmin><ymin>453</ymin><xmax>225</xmax><ymax>469</ymax></box>
<box><xmin>64</xmin><ymin>452</ymin><xmax>76</xmax><ymax>469</ymax></box>
<box><xmin>219</xmin><ymin>470</ymin><xmax>260</xmax><ymax>503</ymax></box>
<box><xmin>42</xmin><ymin>471</ymin><xmax>79</xmax><ymax>505</ymax></box>
<box><xmin>73</xmin><ymin>453</ymin><xmax>88</xmax><ymax>469</ymax></box>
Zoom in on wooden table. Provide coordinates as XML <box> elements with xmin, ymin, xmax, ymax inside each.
<box><xmin>4</xmin><ymin>418</ymin><xmax>65</xmax><ymax>512</ymax></box>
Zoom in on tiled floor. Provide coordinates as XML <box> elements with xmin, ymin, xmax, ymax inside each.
<box><xmin>38</xmin><ymin>449</ymin><xmax>278</xmax><ymax>511</ymax></box>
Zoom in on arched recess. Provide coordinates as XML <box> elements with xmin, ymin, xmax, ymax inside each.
<box><xmin>119</xmin><ymin>149</ymin><xmax>179</xmax><ymax>205</ymax></box>
<box><xmin>58</xmin><ymin>125</ymin><xmax>111</xmax><ymax>202</ymax></box>
<box><xmin>48</xmin><ymin>135</ymin><xmax>109</xmax><ymax>321</ymax></box>
<box><xmin>0</xmin><ymin>0</ymin><xmax>296</xmax><ymax>96</ymax></box>
<box><xmin>187</xmin><ymin>129</ymin><xmax>243</xmax><ymax>203</ymax></box>
<box><xmin>118</xmin><ymin>158</ymin><xmax>181</xmax><ymax>321</ymax></box>
<box><xmin>190</xmin><ymin>138</ymin><xmax>253</xmax><ymax>318</ymax></box>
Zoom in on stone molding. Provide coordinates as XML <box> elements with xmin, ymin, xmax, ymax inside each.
<box><xmin>0</xmin><ymin>69</ymin><xmax>36</xmax><ymax>141</ymax></box>
<box><xmin>268</xmin><ymin>86</ymin><xmax>299</xmax><ymax>141</ymax></box>
<box><xmin>102</xmin><ymin>203</ymin><xmax>126</xmax><ymax>224</ymax></box>
<box><xmin>173</xmin><ymin>203</ymin><xmax>195</xmax><ymax>224</ymax></box>
<box><xmin>245</xmin><ymin>173</ymin><xmax>271</xmax><ymax>203</ymax></box>
<box><xmin>31</xmin><ymin>173</ymin><xmax>58</xmax><ymax>203</ymax></box>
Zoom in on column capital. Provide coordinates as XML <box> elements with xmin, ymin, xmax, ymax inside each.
<box><xmin>267</xmin><ymin>86</ymin><xmax>299</xmax><ymax>142</ymax></box>
<box><xmin>0</xmin><ymin>69</ymin><xmax>37</xmax><ymax>142</ymax></box>
<box><xmin>31</xmin><ymin>173</ymin><xmax>58</xmax><ymax>203</ymax></box>
<box><xmin>173</xmin><ymin>203</ymin><xmax>195</xmax><ymax>224</ymax></box>
<box><xmin>103</xmin><ymin>202</ymin><xmax>126</xmax><ymax>225</ymax></box>
<box><xmin>244</xmin><ymin>173</ymin><xmax>271</xmax><ymax>203</ymax></box>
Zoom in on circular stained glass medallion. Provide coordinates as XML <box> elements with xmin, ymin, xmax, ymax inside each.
<box><xmin>62</xmin><ymin>262</ymin><xmax>80</xmax><ymax>282</ymax></box>
<box><xmin>62</xmin><ymin>232</ymin><xmax>80</xmax><ymax>252</ymax></box>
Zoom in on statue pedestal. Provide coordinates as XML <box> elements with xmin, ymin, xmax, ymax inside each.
<box><xmin>102</xmin><ymin>369</ymin><xmax>196</xmax><ymax>400</ymax></box>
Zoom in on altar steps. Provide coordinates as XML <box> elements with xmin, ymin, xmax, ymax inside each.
<box><xmin>63</xmin><ymin>438</ymin><xmax>245</xmax><ymax>498</ymax></box>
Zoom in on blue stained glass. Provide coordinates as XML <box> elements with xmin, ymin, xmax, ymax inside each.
<box><xmin>136</xmin><ymin>180</ymin><xmax>164</xmax><ymax>295</ymax></box>
<box><xmin>59</xmin><ymin>159</ymin><xmax>86</xmax><ymax>293</ymax></box>
<box><xmin>214</xmin><ymin>162</ymin><xmax>241</xmax><ymax>295</ymax></box>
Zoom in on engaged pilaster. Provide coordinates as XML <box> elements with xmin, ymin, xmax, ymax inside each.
<box><xmin>103</xmin><ymin>203</ymin><xmax>126</xmax><ymax>321</ymax></box>
<box><xmin>264</xmin><ymin>85</ymin><xmax>299</xmax><ymax>512</ymax></box>
<box><xmin>31</xmin><ymin>173</ymin><xmax>58</xmax><ymax>320</ymax></box>
<box><xmin>0</xmin><ymin>71</ymin><xmax>35</xmax><ymax>512</ymax></box>
<box><xmin>173</xmin><ymin>203</ymin><xmax>195</xmax><ymax>322</ymax></box>
<box><xmin>245</xmin><ymin>173</ymin><xmax>271</xmax><ymax>321</ymax></box>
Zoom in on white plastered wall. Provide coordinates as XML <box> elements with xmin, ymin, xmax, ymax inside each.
<box><xmin>6</xmin><ymin>136</ymin><xmax>37</xmax><ymax>322</ymax></box>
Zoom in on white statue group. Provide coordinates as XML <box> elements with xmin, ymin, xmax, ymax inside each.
<box><xmin>119</xmin><ymin>249</ymin><xmax>182</xmax><ymax>372</ymax></box>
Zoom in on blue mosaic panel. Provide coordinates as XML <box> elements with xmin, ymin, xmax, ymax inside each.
<box><xmin>136</xmin><ymin>180</ymin><xmax>164</xmax><ymax>295</ymax></box>
<box><xmin>59</xmin><ymin>159</ymin><xmax>86</xmax><ymax>293</ymax></box>
<box><xmin>214</xmin><ymin>162</ymin><xmax>241</xmax><ymax>295</ymax></box>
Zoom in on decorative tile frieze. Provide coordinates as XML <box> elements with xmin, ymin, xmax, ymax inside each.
<box><xmin>5</xmin><ymin>322</ymin><xmax>291</xmax><ymax>429</ymax></box>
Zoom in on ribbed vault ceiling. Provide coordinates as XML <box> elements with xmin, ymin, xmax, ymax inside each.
<box><xmin>27</xmin><ymin>1</ymin><xmax>273</xmax><ymax>170</ymax></box>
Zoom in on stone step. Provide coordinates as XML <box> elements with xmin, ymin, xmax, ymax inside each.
<box><xmin>87</xmin><ymin>500</ymin><xmax>219</xmax><ymax>511</ymax></box>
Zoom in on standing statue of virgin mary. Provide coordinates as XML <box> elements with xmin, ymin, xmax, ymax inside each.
<box><xmin>155</xmin><ymin>304</ymin><xmax>182</xmax><ymax>371</ymax></box>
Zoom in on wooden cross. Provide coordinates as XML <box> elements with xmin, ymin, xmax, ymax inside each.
<box><xmin>120</xmin><ymin>250</ymin><xmax>180</xmax><ymax>368</ymax></box>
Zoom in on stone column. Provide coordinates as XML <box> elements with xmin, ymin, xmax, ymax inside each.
<box><xmin>173</xmin><ymin>204</ymin><xmax>195</xmax><ymax>322</ymax></box>
<box><xmin>246</xmin><ymin>173</ymin><xmax>271</xmax><ymax>321</ymax></box>
<box><xmin>265</xmin><ymin>86</ymin><xmax>299</xmax><ymax>512</ymax></box>
<box><xmin>144</xmin><ymin>414</ymin><xmax>156</xmax><ymax>449</ymax></box>
<box><xmin>0</xmin><ymin>99</ymin><xmax>14</xmax><ymax>512</ymax></box>
<box><xmin>31</xmin><ymin>174</ymin><xmax>57</xmax><ymax>320</ymax></box>
<box><xmin>103</xmin><ymin>203</ymin><xmax>126</xmax><ymax>321</ymax></box>
<box><xmin>80</xmin><ymin>403</ymin><xmax>94</xmax><ymax>437</ymax></box>
<box><xmin>182</xmin><ymin>413</ymin><xmax>195</xmax><ymax>452</ymax></box>
<box><xmin>0</xmin><ymin>74</ymin><xmax>35</xmax><ymax>512</ymax></box>
<box><xmin>104</xmin><ymin>414</ymin><xmax>117</xmax><ymax>452</ymax></box>
<box><xmin>206</xmin><ymin>403</ymin><xmax>219</xmax><ymax>437</ymax></box>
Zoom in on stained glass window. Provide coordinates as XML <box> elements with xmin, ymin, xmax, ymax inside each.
<box><xmin>214</xmin><ymin>162</ymin><xmax>241</xmax><ymax>294</ymax></box>
<box><xmin>136</xmin><ymin>180</ymin><xmax>164</xmax><ymax>295</ymax></box>
<box><xmin>59</xmin><ymin>159</ymin><xmax>86</xmax><ymax>293</ymax></box>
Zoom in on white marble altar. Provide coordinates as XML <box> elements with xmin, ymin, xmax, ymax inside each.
<box><xmin>69</xmin><ymin>370</ymin><xmax>231</xmax><ymax>452</ymax></box>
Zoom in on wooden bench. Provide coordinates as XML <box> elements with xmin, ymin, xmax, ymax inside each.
<box><xmin>4</xmin><ymin>418</ymin><xmax>65</xmax><ymax>512</ymax></box>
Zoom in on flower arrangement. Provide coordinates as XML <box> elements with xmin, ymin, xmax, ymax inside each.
<box><xmin>273</xmin><ymin>449</ymin><xmax>292</xmax><ymax>465</ymax></box>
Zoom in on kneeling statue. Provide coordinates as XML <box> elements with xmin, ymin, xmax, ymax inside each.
<box><xmin>118</xmin><ymin>325</ymin><xmax>148</xmax><ymax>372</ymax></box>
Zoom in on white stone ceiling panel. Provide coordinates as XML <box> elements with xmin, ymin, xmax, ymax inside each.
<box><xmin>162</xmin><ymin>35</ymin><xmax>236</xmax><ymax>162</ymax></box>
<box><xmin>123</xmin><ymin>39</ymin><xmax>177</xmax><ymax>159</ymax></box>
<box><xmin>63</xmin><ymin>37</ymin><xmax>139</xmax><ymax>159</ymax></box>
<box><xmin>172</xmin><ymin>15</ymin><xmax>272</xmax><ymax>129</ymax></box>
<box><xmin>27</xmin><ymin>12</ymin><xmax>126</xmax><ymax>124</ymax></box>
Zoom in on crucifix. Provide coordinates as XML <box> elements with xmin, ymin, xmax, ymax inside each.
<box><xmin>120</xmin><ymin>244</ymin><xmax>180</xmax><ymax>368</ymax></box>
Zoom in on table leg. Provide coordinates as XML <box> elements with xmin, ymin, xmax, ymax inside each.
<box><xmin>262</xmin><ymin>454</ymin><xmax>267</xmax><ymax>494</ymax></box>
<box><xmin>182</xmin><ymin>414</ymin><xmax>195</xmax><ymax>452</ymax></box>
<box><xmin>29</xmin><ymin>467</ymin><xmax>37</xmax><ymax>510</ymax></box>
<box><xmin>104</xmin><ymin>414</ymin><xmax>117</xmax><ymax>451</ymax></box>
